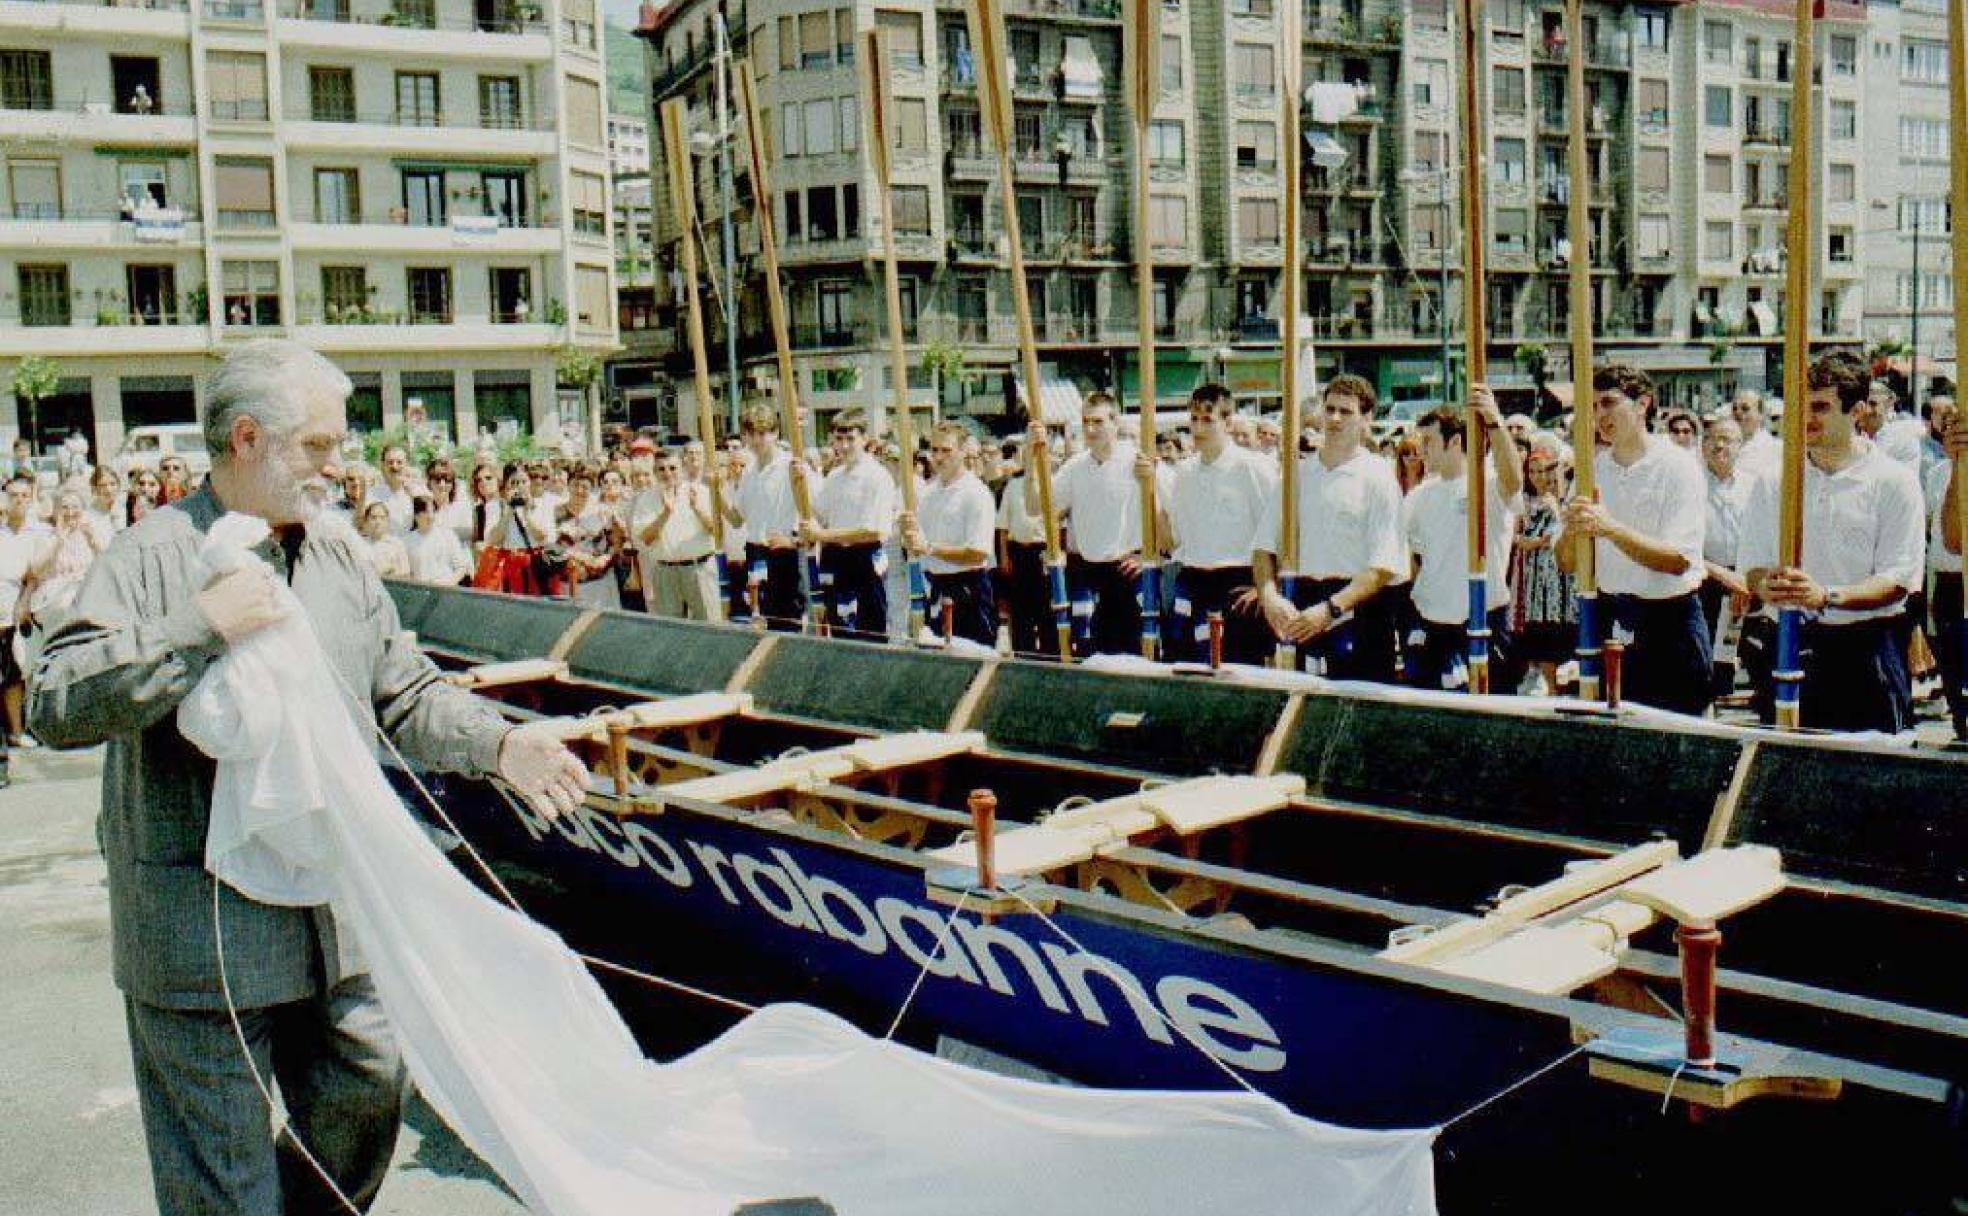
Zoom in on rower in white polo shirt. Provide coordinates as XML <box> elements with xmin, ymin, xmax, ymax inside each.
<box><xmin>1025</xmin><ymin>391</ymin><xmax>1170</xmax><ymax>656</ymax></box>
<box><xmin>1558</xmin><ymin>363</ymin><xmax>1711</xmax><ymax>715</ymax></box>
<box><xmin>1928</xmin><ymin>395</ymin><xmax>1966</xmax><ymax>740</ymax></box>
<box><xmin>1740</xmin><ymin>351</ymin><xmax>1925</xmax><ymax>734</ymax></box>
<box><xmin>801</xmin><ymin>408</ymin><xmax>898</xmax><ymax>642</ymax></box>
<box><xmin>1401</xmin><ymin>386</ymin><xmax>1523</xmax><ymax>691</ymax></box>
<box><xmin>722</xmin><ymin>403</ymin><xmax>806</xmax><ymax>629</ymax></box>
<box><xmin>1254</xmin><ymin>374</ymin><xmax>1408</xmax><ymax>683</ymax></box>
<box><xmin>903</xmin><ymin>420</ymin><xmax>998</xmax><ymax>647</ymax></box>
<box><xmin>1161</xmin><ymin>383</ymin><xmax>1276</xmax><ymax>665</ymax></box>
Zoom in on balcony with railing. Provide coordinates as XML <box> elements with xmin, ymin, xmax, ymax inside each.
<box><xmin>0</xmin><ymin>204</ymin><xmax>203</xmax><ymax>247</ymax></box>
<box><xmin>0</xmin><ymin>90</ymin><xmax>195</xmax><ymax>143</ymax></box>
<box><xmin>283</xmin><ymin>103</ymin><xmax>556</xmax><ymax>153</ymax></box>
<box><xmin>275</xmin><ymin>0</ymin><xmax>554</xmax><ymax>58</ymax></box>
<box><xmin>1742</xmin><ymin>123</ymin><xmax>1791</xmax><ymax>147</ymax></box>
<box><xmin>0</xmin><ymin>305</ymin><xmax>210</xmax><ymax>356</ymax></box>
<box><xmin>1531</xmin><ymin>33</ymin><xmax>1630</xmax><ymax>68</ymax></box>
<box><xmin>0</xmin><ymin>0</ymin><xmax>191</xmax><ymax>39</ymax></box>
<box><xmin>1000</xmin><ymin>0</ymin><xmax>1119</xmax><ymax>21</ymax></box>
<box><xmin>288</xmin><ymin>208</ymin><xmax>559</xmax><ymax>252</ymax></box>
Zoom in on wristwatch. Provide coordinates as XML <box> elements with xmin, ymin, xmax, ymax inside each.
<box><xmin>1824</xmin><ymin>586</ymin><xmax>1845</xmax><ymax>611</ymax></box>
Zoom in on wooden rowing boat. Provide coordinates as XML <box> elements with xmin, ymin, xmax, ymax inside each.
<box><xmin>395</xmin><ymin>581</ymin><xmax>1968</xmax><ymax>1211</ymax></box>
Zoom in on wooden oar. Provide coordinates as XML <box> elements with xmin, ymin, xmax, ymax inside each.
<box><xmin>969</xmin><ymin>0</ymin><xmax>1071</xmax><ymax>662</ymax></box>
<box><xmin>736</xmin><ymin>59</ymin><xmax>828</xmax><ymax>636</ymax></box>
<box><xmin>1773</xmin><ymin>0</ymin><xmax>1816</xmax><ymax>731</ymax></box>
<box><xmin>1456</xmin><ymin>0</ymin><xmax>1490</xmax><ymax>691</ymax></box>
<box><xmin>1565</xmin><ymin>0</ymin><xmax>1600</xmax><ymax>702</ymax></box>
<box><xmin>860</xmin><ymin>28</ymin><xmax>928</xmax><ymax>643</ymax></box>
<box><xmin>1273</xmin><ymin>0</ymin><xmax>1303</xmax><ymax>670</ymax></box>
<box><xmin>1949</xmin><ymin>0</ymin><xmax>1968</xmax><ymax>722</ymax></box>
<box><xmin>1128</xmin><ymin>0</ymin><xmax>1162</xmax><ymax>661</ymax></box>
<box><xmin>658</xmin><ymin>98</ymin><xmax>728</xmax><ymax>606</ymax></box>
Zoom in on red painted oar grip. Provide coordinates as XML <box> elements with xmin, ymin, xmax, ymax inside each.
<box><xmin>1678</xmin><ymin>923</ymin><xmax>1722</xmax><ymax>1068</ymax></box>
<box><xmin>1603</xmin><ymin>636</ymin><xmax>1625</xmax><ymax>709</ymax></box>
<box><xmin>967</xmin><ymin>789</ymin><xmax>998</xmax><ymax>891</ymax></box>
<box><xmin>1208</xmin><ymin>611</ymin><xmax>1224</xmax><ymax>670</ymax></box>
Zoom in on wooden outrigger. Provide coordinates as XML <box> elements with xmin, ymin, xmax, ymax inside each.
<box><xmin>395</xmin><ymin>582</ymin><xmax>1968</xmax><ymax>1209</ymax></box>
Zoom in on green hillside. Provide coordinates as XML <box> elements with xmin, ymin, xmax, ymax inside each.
<box><xmin>607</xmin><ymin>21</ymin><xmax>647</xmax><ymax>121</ymax></box>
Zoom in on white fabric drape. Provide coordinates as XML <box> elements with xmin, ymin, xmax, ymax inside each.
<box><xmin>180</xmin><ymin>512</ymin><xmax>1439</xmax><ymax>1216</ymax></box>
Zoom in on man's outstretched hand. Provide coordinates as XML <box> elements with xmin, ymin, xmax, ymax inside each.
<box><xmin>497</xmin><ymin>722</ymin><xmax>588</xmax><ymax>819</ymax></box>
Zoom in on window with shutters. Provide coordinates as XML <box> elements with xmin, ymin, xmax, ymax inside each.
<box><xmin>1703</xmin><ymin>155</ymin><xmax>1731</xmax><ymax>195</ymax></box>
<box><xmin>561</xmin><ymin>0</ymin><xmax>596</xmax><ymax>49</ymax></box>
<box><xmin>1150</xmin><ymin>194</ymin><xmax>1186</xmax><ymax>247</ymax></box>
<box><xmin>1412</xmin><ymin>130</ymin><xmax>1445</xmax><ymax>172</ymax></box>
<box><xmin>571</xmin><ymin>170</ymin><xmax>606</xmax><ymax>237</ymax></box>
<box><xmin>7</xmin><ymin>158</ymin><xmax>60</xmax><ymax>220</ymax></box>
<box><xmin>18</xmin><ymin>264</ymin><xmax>69</xmax><ymax>327</ymax></box>
<box><xmin>835</xmin><ymin>8</ymin><xmax>853</xmax><ymax>63</ymax></box>
<box><xmin>893</xmin><ymin>184</ymin><xmax>930</xmax><ymax>234</ymax></box>
<box><xmin>1637</xmin><ymin>146</ymin><xmax>1669</xmax><ymax>192</ymax></box>
<box><xmin>1235</xmin><ymin>121</ymin><xmax>1276</xmax><ymax>170</ymax></box>
<box><xmin>1493</xmin><ymin>208</ymin><xmax>1527</xmax><ymax>255</ymax></box>
<box><xmin>216</xmin><ymin>158</ymin><xmax>275</xmax><ymax>227</ymax></box>
<box><xmin>1413</xmin><ymin>59</ymin><xmax>1446</xmax><ymax>107</ymax></box>
<box><xmin>221</xmin><ymin>260</ymin><xmax>280</xmax><ymax>326</ymax></box>
<box><xmin>1160</xmin><ymin>36</ymin><xmax>1182</xmax><ymax>91</ymax></box>
<box><xmin>796</xmin><ymin>12</ymin><xmax>830</xmax><ymax>68</ymax></box>
<box><xmin>1830</xmin><ymin>100</ymin><xmax>1855</xmax><ymax>140</ymax></box>
<box><xmin>1492</xmin><ymin>68</ymin><xmax>1525</xmax><ymax>114</ymax></box>
<box><xmin>1704</xmin><ymin>221</ymin><xmax>1732</xmax><ymax>261</ymax></box>
<box><xmin>1413</xmin><ymin>206</ymin><xmax>1443</xmax><ymax>251</ymax></box>
<box><xmin>1149</xmin><ymin>120</ymin><xmax>1184</xmax><ymax>168</ymax></box>
<box><xmin>0</xmin><ymin>50</ymin><xmax>53</xmax><ymax>111</ymax></box>
<box><xmin>840</xmin><ymin>96</ymin><xmax>858</xmax><ymax>150</ymax></box>
<box><xmin>1233</xmin><ymin>44</ymin><xmax>1273</xmax><ymax>98</ymax></box>
<box><xmin>894</xmin><ymin>97</ymin><xmax>927</xmax><ymax>154</ymax></box>
<box><xmin>309</xmin><ymin>67</ymin><xmax>355</xmax><ymax>122</ymax></box>
<box><xmin>1494</xmin><ymin>137</ymin><xmax>1524</xmax><ymax>183</ymax></box>
<box><xmin>407</xmin><ymin>267</ymin><xmax>452</xmax><ymax>323</ymax></box>
<box><xmin>208</xmin><ymin>52</ymin><xmax>267</xmax><ymax>121</ymax></box>
<box><xmin>322</xmin><ymin>266</ymin><xmax>367</xmax><ymax>320</ymax></box>
<box><xmin>1637</xmin><ymin>214</ymin><xmax>1669</xmax><ymax>259</ymax></box>
<box><xmin>876</xmin><ymin>10</ymin><xmax>923</xmax><ymax>68</ymax></box>
<box><xmin>1703</xmin><ymin>22</ymin><xmax>1731</xmax><ymax>64</ymax></box>
<box><xmin>575</xmin><ymin>264</ymin><xmax>609</xmax><ymax>330</ymax></box>
<box><xmin>403</xmin><ymin>168</ymin><xmax>445</xmax><ymax>225</ymax></box>
<box><xmin>564</xmin><ymin>77</ymin><xmax>603</xmax><ymax>148</ymax></box>
<box><xmin>1637</xmin><ymin>79</ymin><xmax>1668</xmax><ymax>128</ymax></box>
<box><xmin>1413</xmin><ymin>0</ymin><xmax>1447</xmax><ymax>29</ymax></box>
<box><xmin>779</xmin><ymin>17</ymin><xmax>797</xmax><ymax>70</ymax></box>
<box><xmin>1239</xmin><ymin>198</ymin><xmax>1278</xmax><ymax>244</ymax></box>
<box><xmin>1828</xmin><ymin>35</ymin><xmax>1856</xmax><ymax>76</ymax></box>
<box><xmin>803</xmin><ymin>98</ymin><xmax>835</xmax><ymax>155</ymax></box>
<box><xmin>480</xmin><ymin>76</ymin><xmax>522</xmax><ymax>128</ymax></box>
<box><xmin>1903</xmin><ymin>39</ymin><xmax>1947</xmax><ymax>83</ymax></box>
<box><xmin>1704</xmin><ymin>86</ymin><xmax>1731</xmax><ymax>129</ymax></box>
<box><xmin>1828</xmin><ymin>163</ymin><xmax>1854</xmax><ymax>203</ymax></box>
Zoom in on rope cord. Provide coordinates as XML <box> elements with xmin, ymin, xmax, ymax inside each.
<box><xmin>883</xmin><ymin>890</ymin><xmax>971</xmax><ymax>1041</ymax></box>
<box><xmin>1437</xmin><ymin>1044</ymin><xmax>1590</xmax><ymax>1132</ymax></box>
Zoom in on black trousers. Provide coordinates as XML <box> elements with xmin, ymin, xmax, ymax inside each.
<box><xmin>926</xmin><ymin>569</ymin><xmax>998</xmax><ymax>647</ymax></box>
<box><xmin>1067</xmin><ymin>553</ymin><xmax>1142</xmax><ymax>657</ymax></box>
<box><xmin>1749</xmin><ymin>616</ymin><xmax>1913</xmax><ymax>734</ymax></box>
<box><xmin>1168</xmin><ymin>565</ymin><xmax>1267</xmax><ymax>665</ymax></box>
<box><xmin>1405</xmin><ymin>608</ymin><xmax>1516</xmax><ymax>692</ymax></box>
<box><xmin>1932</xmin><ymin>572</ymin><xmax>1967</xmax><ymax>737</ymax></box>
<box><xmin>819</xmin><ymin>541</ymin><xmax>889</xmax><ymax>642</ymax></box>
<box><xmin>1287</xmin><ymin>576</ymin><xmax>1398</xmax><ymax>684</ymax></box>
<box><xmin>1606</xmin><ymin>591</ymin><xmax>1713</xmax><ymax>716</ymax></box>
<box><xmin>1697</xmin><ymin>578</ymin><xmax>1744</xmax><ymax>699</ymax></box>
<box><xmin>743</xmin><ymin>543</ymin><xmax>806</xmax><ymax>632</ymax></box>
<box><xmin>1004</xmin><ymin>541</ymin><xmax>1052</xmax><ymax>659</ymax></box>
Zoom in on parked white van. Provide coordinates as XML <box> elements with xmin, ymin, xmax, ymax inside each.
<box><xmin>114</xmin><ymin>424</ymin><xmax>210</xmax><ymax>479</ymax></box>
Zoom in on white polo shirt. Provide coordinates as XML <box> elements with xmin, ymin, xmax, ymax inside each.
<box><xmin>1053</xmin><ymin>442</ymin><xmax>1169</xmax><ymax>562</ymax></box>
<box><xmin>1579</xmin><ymin>435</ymin><xmax>1706</xmax><ymax>599</ymax></box>
<box><xmin>1926</xmin><ymin>461</ymin><xmax>1960</xmax><ymax>576</ymax></box>
<box><xmin>1261</xmin><ymin>448</ymin><xmax>1407</xmax><ymax>582</ymax></box>
<box><xmin>631</xmin><ymin>486</ymin><xmax>717</xmax><ymax>563</ymax></box>
<box><xmin>918</xmin><ymin>471</ymin><xmax>995</xmax><ymax>575</ymax></box>
<box><xmin>997</xmin><ymin>473</ymin><xmax>1046</xmax><ymax>545</ymax></box>
<box><xmin>816</xmin><ymin>455</ymin><xmax>897</xmax><ymax>540</ymax></box>
<box><xmin>735</xmin><ymin>450</ymin><xmax>801</xmax><ymax>545</ymax></box>
<box><xmin>0</xmin><ymin>523</ymin><xmax>51</xmax><ymax>621</ymax></box>
<box><xmin>1737</xmin><ymin>440</ymin><xmax>1925</xmax><ymax>624</ymax></box>
<box><xmin>1704</xmin><ymin>467</ymin><xmax>1758</xmax><ymax>568</ymax></box>
<box><xmin>1168</xmin><ymin>444</ymin><xmax>1277</xmax><ymax>569</ymax></box>
<box><xmin>1738</xmin><ymin>427</ymin><xmax>1781</xmax><ymax>479</ymax></box>
<box><xmin>1402</xmin><ymin>474</ymin><xmax>1521</xmax><ymax>625</ymax></box>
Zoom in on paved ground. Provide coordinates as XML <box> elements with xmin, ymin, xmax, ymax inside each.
<box><xmin>0</xmin><ymin>745</ymin><xmax>526</xmax><ymax>1216</ymax></box>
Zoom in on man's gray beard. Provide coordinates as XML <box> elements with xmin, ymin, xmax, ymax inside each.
<box><xmin>247</xmin><ymin>456</ymin><xmax>323</xmax><ymax>525</ymax></box>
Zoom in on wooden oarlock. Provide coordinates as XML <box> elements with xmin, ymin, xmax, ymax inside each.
<box><xmin>969</xmin><ymin>0</ymin><xmax>1071</xmax><ymax>663</ymax></box>
<box><xmin>1455</xmin><ymin>0</ymin><xmax>1491</xmax><ymax>693</ymax></box>
<box><xmin>657</xmin><ymin>98</ymin><xmax>727</xmax><ymax>600</ymax></box>
<box><xmin>859</xmin><ymin>28</ymin><xmax>929</xmax><ymax>642</ymax></box>
<box><xmin>1127</xmin><ymin>0</ymin><xmax>1162</xmax><ymax>661</ymax></box>
<box><xmin>735</xmin><ymin>60</ymin><xmax>828</xmax><ymax>636</ymax></box>
<box><xmin>1772</xmin><ymin>0</ymin><xmax>1817</xmax><ymax>731</ymax></box>
<box><xmin>967</xmin><ymin>789</ymin><xmax>999</xmax><ymax>892</ymax></box>
<box><xmin>1564</xmin><ymin>0</ymin><xmax>1601</xmax><ymax>704</ymax></box>
<box><xmin>1272</xmin><ymin>0</ymin><xmax>1303</xmax><ymax>672</ymax></box>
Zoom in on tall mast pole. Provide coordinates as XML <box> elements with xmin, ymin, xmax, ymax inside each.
<box><xmin>1129</xmin><ymin>0</ymin><xmax>1162</xmax><ymax>661</ymax></box>
<box><xmin>660</xmin><ymin>98</ymin><xmax>728</xmax><ymax>600</ymax></box>
<box><xmin>1456</xmin><ymin>0</ymin><xmax>1491</xmax><ymax>691</ymax></box>
<box><xmin>970</xmin><ymin>0</ymin><xmax>1072</xmax><ymax>662</ymax></box>
<box><xmin>1566</xmin><ymin>0</ymin><xmax>1600</xmax><ymax>702</ymax></box>
<box><xmin>861</xmin><ymin>28</ymin><xmax>929</xmax><ymax>641</ymax></box>
<box><xmin>1273</xmin><ymin>0</ymin><xmax>1303</xmax><ymax>669</ymax></box>
<box><xmin>715</xmin><ymin>12</ymin><xmax>740</xmax><ymax>436</ymax></box>
<box><xmin>1772</xmin><ymin>0</ymin><xmax>1817</xmax><ymax>730</ymax></box>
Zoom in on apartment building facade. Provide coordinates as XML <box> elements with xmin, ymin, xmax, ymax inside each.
<box><xmin>0</xmin><ymin>0</ymin><xmax>616</xmax><ymax>455</ymax></box>
<box><xmin>634</xmin><ymin>0</ymin><xmax>1922</xmax><ymax>439</ymax></box>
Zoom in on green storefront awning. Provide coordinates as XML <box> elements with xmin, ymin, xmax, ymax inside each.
<box><xmin>1118</xmin><ymin>351</ymin><xmax>1206</xmax><ymax>405</ymax></box>
<box><xmin>391</xmin><ymin>159</ymin><xmax>534</xmax><ymax>174</ymax></box>
<box><xmin>1222</xmin><ymin>352</ymin><xmax>1281</xmax><ymax>396</ymax></box>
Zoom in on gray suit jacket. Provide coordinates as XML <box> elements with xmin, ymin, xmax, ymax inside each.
<box><xmin>28</xmin><ymin>485</ymin><xmax>509</xmax><ymax>1010</ymax></box>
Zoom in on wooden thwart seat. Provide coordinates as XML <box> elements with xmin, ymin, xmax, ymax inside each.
<box><xmin>445</xmin><ymin>658</ymin><xmax>569</xmax><ymax>689</ymax></box>
<box><xmin>547</xmin><ymin>693</ymin><xmax>755</xmax><ymax>744</ymax></box>
<box><xmin>1383</xmin><ymin>844</ymin><xmax>1785</xmax><ymax>996</ymax></box>
<box><xmin>926</xmin><ymin>774</ymin><xmax>1305</xmax><ymax>877</ymax></box>
<box><xmin>661</xmin><ymin>730</ymin><xmax>986</xmax><ymax>807</ymax></box>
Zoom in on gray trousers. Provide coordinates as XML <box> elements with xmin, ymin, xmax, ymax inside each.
<box><xmin>125</xmin><ymin>975</ymin><xmax>407</xmax><ymax>1216</ymax></box>
<box><xmin>644</xmin><ymin>553</ymin><xmax>723</xmax><ymax>622</ymax></box>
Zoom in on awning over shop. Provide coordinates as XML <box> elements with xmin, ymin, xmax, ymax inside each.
<box><xmin>1012</xmin><ymin>378</ymin><xmax>1083</xmax><ymax>426</ymax></box>
<box><xmin>1223</xmin><ymin>353</ymin><xmax>1280</xmax><ymax>397</ymax></box>
<box><xmin>1061</xmin><ymin>36</ymin><xmax>1102</xmax><ymax>99</ymax></box>
<box><xmin>1119</xmin><ymin>351</ymin><xmax>1206</xmax><ymax>406</ymax></box>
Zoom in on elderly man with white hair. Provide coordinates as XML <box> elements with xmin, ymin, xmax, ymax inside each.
<box><xmin>26</xmin><ymin>340</ymin><xmax>588</xmax><ymax>1216</ymax></box>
